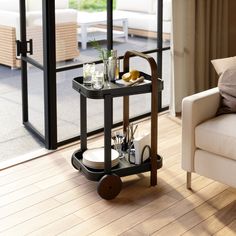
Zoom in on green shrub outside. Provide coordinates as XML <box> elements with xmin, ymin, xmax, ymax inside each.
<box><xmin>69</xmin><ymin>0</ymin><xmax>79</xmax><ymax>9</ymax></box>
<box><xmin>69</xmin><ymin>0</ymin><xmax>116</xmax><ymax>12</ymax></box>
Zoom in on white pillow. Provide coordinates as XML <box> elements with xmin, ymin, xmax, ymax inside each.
<box><xmin>0</xmin><ymin>0</ymin><xmax>19</xmax><ymax>12</ymax></box>
<box><xmin>27</xmin><ymin>0</ymin><xmax>68</xmax><ymax>11</ymax></box>
<box><xmin>211</xmin><ymin>56</ymin><xmax>236</xmax><ymax>76</ymax></box>
<box><xmin>27</xmin><ymin>0</ymin><xmax>41</xmax><ymax>11</ymax></box>
<box><xmin>150</xmin><ymin>0</ymin><xmax>172</xmax><ymax>19</ymax></box>
<box><xmin>116</xmin><ymin>0</ymin><xmax>153</xmax><ymax>14</ymax></box>
<box><xmin>55</xmin><ymin>0</ymin><xmax>69</xmax><ymax>9</ymax></box>
<box><xmin>163</xmin><ymin>0</ymin><xmax>172</xmax><ymax>21</ymax></box>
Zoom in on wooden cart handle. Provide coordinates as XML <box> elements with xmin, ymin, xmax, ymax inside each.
<box><xmin>123</xmin><ymin>50</ymin><xmax>158</xmax><ymax>81</ymax></box>
<box><xmin>123</xmin><ymin>50</ymin><xmax>158</xmax><ymax>186</ymax></box>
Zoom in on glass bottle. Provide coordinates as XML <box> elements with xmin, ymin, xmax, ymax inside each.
<box><xmin>108</xmin><ymin>50</ymin><xmax>117</xmax><ymax>83</ymax></box>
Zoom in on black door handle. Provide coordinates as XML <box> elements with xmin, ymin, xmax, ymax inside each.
<box><xmin>16</xmin><ymin>39</ymin><xmax>33</xmax><ymax>56</ymax></box>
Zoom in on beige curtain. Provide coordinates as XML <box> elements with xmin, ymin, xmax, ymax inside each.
<box><xmin>170</xmin><ymin>0</ymin><xmax>229</xmax><ymax>114</ymax></box>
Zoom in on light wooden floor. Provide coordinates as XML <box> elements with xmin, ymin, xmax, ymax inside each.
<box><xmin>0</xmin><ymin>114</ymin><xmax>235</xmax><ymax>236</ymax></box>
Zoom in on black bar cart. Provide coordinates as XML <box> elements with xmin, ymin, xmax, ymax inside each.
<box><xmin>71</xmin><ymin>51</ymin><xmax>163</xmax><ymax>199</ymax></box>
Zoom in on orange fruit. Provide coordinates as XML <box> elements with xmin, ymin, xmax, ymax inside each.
<box><xmin>130</xmin><ymin>70</ymin><xmax>140</xmax><ymax>80</ymax></box>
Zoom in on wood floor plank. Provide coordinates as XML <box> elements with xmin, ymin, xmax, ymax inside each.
<box><xmin>214</xmin><ymin>220</ymin><xmax>236</xmax><ymax>236</ymax></box>
<box><xmin>0</xmin><ymin>198</ymin><xmax>61</xmax><ymax>233</ymax></box>
<box><xmin>152</xmin><ymin>190</ymin><xmax>236</xmax><ymax>235</ymax></box>
<box><xmin>183</xmin><ymin>200</ymin><xmax>236</xmax><ymax>236</ymax></box>
<box><xmin>33</xmin><ymin>168</ymin><xmax>87</xmax><ymax>189</ymax></box>
<box><xmin>228</xmin><ymin>187</ymin><xmax>236</xmax><ymax>194</ymax></box>
<box><xmin>27</xmin><ymin>214</ymin><xmax>82</xmax><ymax>236</ymax></box>
<box><xmin>120</xmin><ymin>182</ymin><xmax>228</xmax><ymax>235</ymax></box>
<box><xmin>0</xmin><ymin>165</ymin><xmax>74</xmax><ymax>196</ymax></box>
<box><xmin>0</xmin><ymin>155</ymin><xmax>68</xmax><ymax>186</ymax></box>
<box><xmin>0</xmin><ymin>162</ymin><xmax>29</xmax><ymax>177</ymax></box>
<box><xmin>0</xmin><ymin>185</ymin><xmax>40</xmax><ymax>207</ymax></box>
<box><xmin>0</xmin><ymin>191</ymin><xmax>98</xmax><ymax>235</ymax></box>
<box><xmin>0</xmin><ymin>175</ymin><xmax>89</xmax><ymax>219</ymax></box>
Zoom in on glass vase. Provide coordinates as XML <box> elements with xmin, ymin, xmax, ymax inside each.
<box><xmin>103</xmin><ymin>59</ymin><xmax>109</xmax><ymax>83</ymax></box>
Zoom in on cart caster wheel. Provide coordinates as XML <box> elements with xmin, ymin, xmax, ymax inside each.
<box><xmin>71</xmin><ymin>157</ymin><xmax>81</xmax><ymax>171</ymax></box>
<box><xmin>97</xmin><ymin>174</ymin><xmax>122</xmax><ymax>200</ymax></box>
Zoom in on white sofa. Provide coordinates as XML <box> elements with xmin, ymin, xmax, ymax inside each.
<box><xmin>182</xmin><ymin>88</ymin><xmax>236</xmax><ymax>189</ymax></box>
<box><xmin>0</xmin><ymin>0</ymin><xmax>79</xmax><ymax>68</ymax></box>
<box><xmin>113</xmin><ymin>0</ymin><xmax>172</xmax><ymax>39</ymax></box>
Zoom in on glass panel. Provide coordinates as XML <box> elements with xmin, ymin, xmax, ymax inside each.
<box><xmin>26</xmin><ymin>0</ymin><xmax>43</xmax><ymax>65</ymax></box>
<box><xmin>87</xmin><ymin>99</ymin><xmax>104</xmax><ymax>132</ymax></box>
<box><xmin>57</xmin><ymin>0</ymin><xmax>108</xmax><ymax>68</ymax></box>
<box><xmin>57</xmin><ymin>68</ymin><xmax>81</xmax><ymax>141</ymax></box>
<box><xmin>28</xmin><ymin>65</ymin><xmax>45</xmax><ymax>136</ymax></box>
<box><xmin>163</xmin><ymin>0</ymin><xmax>171</xmax><ymax>48</ymax></box>
<box><xmin>0</xmin><ymin>65</ymin><xmax>43</xmax><ymax>161</ymax></box>
<box><xmin>56</xmin><ymin>65</ymin><xmax>104</xmax><ymax>142</ymax></box>
<box><xmin>113</xmin><ymin>0</ymin><xmax>157</xmax><ymax>57</ymax></box>
<box><xmin>162</xmin><ymin>50</ymin><xmax>171</xmax><ymax>107</ymax></box>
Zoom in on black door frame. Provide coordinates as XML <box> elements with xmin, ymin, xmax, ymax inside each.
<box><xmin>19</xmin><ymin>0</ymin><xmax>57</xmax><ymax>149</ymax></box>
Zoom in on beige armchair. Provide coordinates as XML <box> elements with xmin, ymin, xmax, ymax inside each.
<box><xmin>182</xmin><ymin>87</ymin><xmax>236</xmax><ymax>189</ymax></box>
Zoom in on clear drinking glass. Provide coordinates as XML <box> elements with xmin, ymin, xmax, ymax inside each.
<box><xmin>92</xmin><ymin>71</ymin><xmax>104</xmax><ymax>90</ymax></box>
<box><xmin>83</xmin><ymin>63</ymin><xmax>95</xmax><ymax>85</ymax></box>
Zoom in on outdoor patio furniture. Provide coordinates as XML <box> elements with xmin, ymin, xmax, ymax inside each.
<box><xmin>77</xmin><ymin>11</ymin><xmax>128</xmax><ymax>50</ymax></box>
<box><xmin>0</xmin><ymin>0</ymin><xmax>79</xmax><ymax>68</ymax></box>
<box><xmin>113</xmin><ymin>0</ymin><xmax>172</xmax><ymax>39</ymax></box>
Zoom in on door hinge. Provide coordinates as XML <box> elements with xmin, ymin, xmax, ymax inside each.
<box><xmin>16</xmin><ymin>39</ymin><xmax>33</xmax><ymax>56</ymax></box>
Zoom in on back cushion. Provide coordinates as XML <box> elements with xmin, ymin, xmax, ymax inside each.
<box><xmin>0</xmin><ymin>0</ymin><xmax>19</xmax><ymax>12</ymax></box>
<box><xmin>212</xmin><ymin>56</ymin><xmax>236</xmax><ymax>76</ymax></box>
<box><xmin>217</xmin><ymin>67</ymin><xmax>236</xmax><ymax>115</ymax></box>
<box><xmin>163</xmin><ymin>0</ymin><xmax>172</xmax><ymax>21</ymax></box>
<box><xmin>55</xmin><ymin>0</ymin><xmax>69</xmax><ymax>9</ymax></box>
<box><xmin>116</xmin><ymin>0</ymin><xmax>153</xmax><ymax>14</ymax></box>
<box><xmin>27</xmin><ymin>0</ymin><xmax>41</xmax><ymax>11</ymax></box>
<box><xmin>27</xmin><ymin>0</ymin><xmax>68</xmax><ymax>11</ymax></box>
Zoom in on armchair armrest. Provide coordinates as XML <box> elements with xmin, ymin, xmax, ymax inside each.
<box><xmin>182</xmin><ymin>87</ymin><xmax>220</xmax><ymax>171</ymax></box>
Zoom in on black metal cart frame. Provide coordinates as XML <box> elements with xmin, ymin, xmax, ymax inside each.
<box><xmin>71</xmin><ymin>50</ymin><xmax>163</xmax><ymax>199</ymax></box>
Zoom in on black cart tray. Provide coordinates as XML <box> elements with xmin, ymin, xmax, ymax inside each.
<box><xmin>72</xmin><ymin>149</ymin><xmax>163</xmax><ymax>181</ymax></box>
<box><xmin>73</xmin><ymin>72</ymin><xmax>163</xmax><ymax>99</ymax></box>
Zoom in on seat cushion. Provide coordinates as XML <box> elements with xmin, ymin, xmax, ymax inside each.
<box><xmin>0</xmin><ymin>0</ymin><xmax>19</xmax><ymax>12</ymax></box>
<box><xmin>27</xmin><ymin>9</ymin><xmax>77</xmax><ymax>27</ymax></box>
<box><xmin>114</xmin><ymin>10</ymin><xmax>157</xmax><ymax>31</ymax></box>
<box><xmin>116</xmin><ymin>0</ymin><xmax>153</xmax><ymax>14</ymax></box>
<box><xmin>27</xmin><ymin>0</ymin><xmax>69</xmax><ymax>11</ymax></box>
<box><xmin>195</xmin><ymin>114</ymin><xmax>236</xmax><ymax>161</ymax></box>
<box><xmin>152</xmin><ymin>0</ymin><xmax>172</xmax><ymax>20</ymax></box>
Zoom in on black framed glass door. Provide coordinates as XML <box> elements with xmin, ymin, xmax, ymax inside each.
<box><xmin>19</xmin><ymin>0</ymin><xmax>57</xmax><ymax>149</ymax></box>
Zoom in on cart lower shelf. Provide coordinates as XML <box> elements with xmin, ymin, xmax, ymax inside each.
<box><xmin>71</xmin><ymin>149</ymin><xmax>163</xmax><ymax>182</ymax></box>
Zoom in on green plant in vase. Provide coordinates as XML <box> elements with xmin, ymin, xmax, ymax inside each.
<box><xmin>90</xmin><ymin>40</ymin><xmax>111</xmax><ymax>82</ymax></box>
<box><xmin>90</xmin><ymin>40</ymin><xmax>111</xmax><ymax>60</ymax></box>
